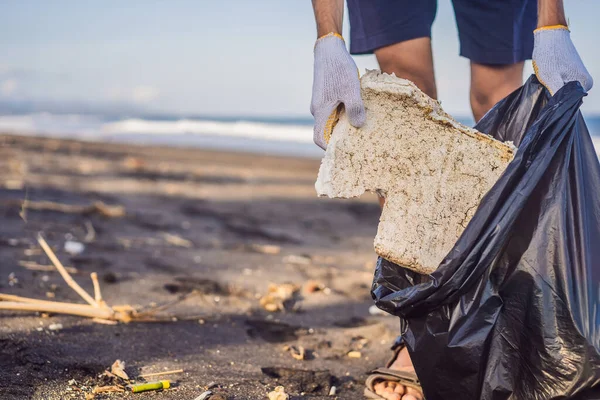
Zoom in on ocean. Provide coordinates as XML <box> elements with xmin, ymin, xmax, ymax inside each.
<box><xmin>0</xmin><ymin>112</ymin><xmax>599</xmax><ymax>159</ymax></box>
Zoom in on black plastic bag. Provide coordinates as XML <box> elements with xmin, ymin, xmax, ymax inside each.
<box><xmin>372</xmin><ymin>76</ymin><xmax>600</xmax><ymax>400</ymax></box>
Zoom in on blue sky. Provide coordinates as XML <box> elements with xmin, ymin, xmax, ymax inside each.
<box><xmin>1</xmin><ymin>0</ymin><xmax>599</xmax><ymax>118</ymax></box>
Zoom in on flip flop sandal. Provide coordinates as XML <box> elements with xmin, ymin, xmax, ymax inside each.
<box><xmin>364</xmin><ymin>345</ymin><xmax>424</xmax><ymax>399</ymax></box>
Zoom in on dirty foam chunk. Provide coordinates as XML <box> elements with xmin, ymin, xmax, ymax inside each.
<box><xmin>315</xmin><ymin>70</ymin><xmax>514</xmax><ymax>274</ymax></box>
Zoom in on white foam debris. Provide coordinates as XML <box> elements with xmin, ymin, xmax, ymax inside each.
<box><xmin>316</xmin><ymin>70</ymin><xmax>514</xmax><ymax>274</ymax></box>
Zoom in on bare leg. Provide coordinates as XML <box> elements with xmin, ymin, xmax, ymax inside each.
<box><xmin>470</xmin><ymin>62</ymin><xmax>524</xmax><ymax>122</ymax></box>
<box><xmin>375</xmin><ymin>37</ymin><xmax>437</xmax><ymax>99</ymax></box>
<box><xmin>371</xmin><ymin>37</ymin><xmax>434</xmax><ymax>400</ymax></box>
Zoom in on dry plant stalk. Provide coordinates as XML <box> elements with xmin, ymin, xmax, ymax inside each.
<box><xmin>138</xmin><ymin>369</ymin><xmax>184</xmax><ymax>378</ymax></box>
<box><xmin>19</xmin><ymin>260</ymin><xmax>78</xmax><ymax>274</ymax></box>
<box><xmin>15</xmin><ymin>199</ymin><xmax>125</xmax><ymax>218</ymax></box>
<box><xmin>0</xmin><ymin>234</ymin><xmax>169</xmax><ymax>323</ymax></box>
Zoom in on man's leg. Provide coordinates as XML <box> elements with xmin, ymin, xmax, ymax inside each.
<box><xmin>369</xmin><ymin>38</ymin><xmax>436</xmax><ymax>400</ymax></box>
<box><xmin>347</xmin><ymin>2</ymin><xmax>436</xmax><ymax>398</ymax></box>
<box><xmin>470</xmin><ymin>62</ymin><xmax>525</xmax><ymax>122</ymax></box>
<box><xmin>375</xmin><ymin>37</ymin><xmax>438</xmax><ymax>100</ymax></box>
<box><xmin>374</xmin><ymin>37</ymin><xmax>437</xmax><ymax>210</ymax></box>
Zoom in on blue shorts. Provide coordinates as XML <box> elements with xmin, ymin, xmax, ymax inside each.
<box><xmin>347</xmin><ymin>0</ymin><xmax>537</xmax><ymax>65</ymax></box>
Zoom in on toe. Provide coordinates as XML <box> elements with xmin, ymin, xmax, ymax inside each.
<box><xmin>373</xmin><ymin>382</ymin><xmax>386</xmax><ymax>395</ymax></box>
<box><xmin>393</xmin><ymin>384</ymin><xmax>406</xmax><ymax>395</ymax></box>
<box><xmin>405</xmin><ymin>387</ymin><xmax>423</xmax><ymax>400</ymax></box>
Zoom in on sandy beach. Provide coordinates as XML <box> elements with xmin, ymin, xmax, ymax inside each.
<box><xmin>0</xmin><ymin>133</ymin><xmax>400</xmax><ymax>399</ymax></box>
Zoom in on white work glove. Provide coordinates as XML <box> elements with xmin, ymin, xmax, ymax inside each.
<box><xmin>532</xmin><ymin>25</ymin><xmax>593</xmax><ymax>95</ymax></box>
<box><xmin>310</xmin><ymin>33</ymin><xmax>365</xmax><ymax>150</ymax></box>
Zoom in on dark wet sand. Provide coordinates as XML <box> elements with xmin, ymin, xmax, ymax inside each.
<box><xmin>0</xmin><ymin>134</ymin><xmax>399</xmax><ymax>399</ymax></box>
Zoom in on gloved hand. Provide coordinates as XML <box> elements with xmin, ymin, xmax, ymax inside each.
<box><xmin>532</xmin><ymin>25</ymin><xmax>593</xmax><ymax>95</ymax></box>
<box><xmin>310</xmin><ymin>33</ymin><xmax>365</xmax><ymax>150</ymax></box>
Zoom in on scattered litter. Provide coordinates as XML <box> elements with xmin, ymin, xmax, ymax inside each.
<box><xmin>68</xmin><ymin>379</ymin><xmax>78</xmax><ymax>386</ymax></box>
<box><xmin>83</xmin><ymin>220</ymin><xmax>96</xmax><ymax>243</ymax></box>
<box><xmin>247</xmin><ymin>244</ymin><xmax>281</xmax><ymax>255</ymax></box>
<box><xmin>267</xmin><ymin>386</ymin><xmax>289</xmax><ymax>400</ymax></box>
<box><xmin>347</xmin><ymin>351</ymin><xmax>362</xmax><ymax>358</ymax></box>
<box><xmin>329</xmin><ymin>386</ymin><xmax>337</xmax><ymax>396</ymax></box>
<box><xmin>282</xmin><ymin>255</ymin><xmax>311</xmax><ymax>265</ymax></box>
<box><xmin>283</xmin><ymin>345</ymin><xmax>307</xmax><ymax>360</ymax></box>
<box><xmin>48</xmin><ymin>323</ymin><xmax>63</xmax><ymax>331</ymax></box>
<box><xmin>259</xmin><ymin>283</ymin><xmax>299</xmax><ymax>312</ymax></box>
<box><xmin>0</xmin><ymin>234</ymin><xmax>179</xmax><ymax>323</ymax></box>
<box><xmin>303</xmin><ymin>280</ymin><xmax>325</xmax><ymax>294</ymax></box>
<box><xmin>129</xmin><ymin>380</ymin><xmax>170</xmax><ymax>393</ymax></box>
<box><xmin>8</xmin><ymin>272</ymin><xmax>18</xmax><ymax>287</ymax></box>
<box><xmin>138</xmin><ymin>368</ymin><xmax>184</xmax><ymax>378</ymax></box>
<box><xmin>161</xmin><ymin>232</ymin><xmax>193</xmax><ymax>248</ymax></box>
<box><xmin>64</xmin><ymin>241</ymin><xmax>85</xmax><ymax>255</ymax></box>
<box><xmin>110</xmin><ymin>360</ymin><xmax>129</xmax><ymax>380</ymax></box>
<box><xmin>194</xmin><ymin>390</ymin><xmax>213</xmax><ymax>400</ymax></box>
<box><xmin>368</xmin><ymin>305</ymin><xmax>389</xmax><ymax>316</ymax></box>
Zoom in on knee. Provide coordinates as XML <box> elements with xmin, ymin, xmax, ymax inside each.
<box><xmin>470</xmin><ymin>86</ymin><xmax>499</xmax><ymax>121</ymax></box>
<box><xmin>470</xmin><ymin>62</ymin><xmax>524</xmax><ymax>121</ymax></box>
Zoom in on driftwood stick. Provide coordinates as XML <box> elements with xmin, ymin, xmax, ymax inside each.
<box><xmin>37</xmin><ymin>234</ymin><xmax>97</xmax><ymax>307</ymax></box>
<box><xmin>0</xmin><ymin>293</ymin><xmax>66</xmax><ymax>305</ymax></box>
<box><xmin>19</xmin><ymin>260</ymin><xmax>78</xmax><ymax>274</ymax></box>
<box><xmin>138</xmin><ymin>369</ymin><xmax>184</xmax><ymax>378</ymax></box>
<box><xmin>17</xmin><ymin>200</ymin><xmax>125</xmax><ymax>218</ymax></box>
<box><xmin>0</xmin><ymin>301</ymin><xmax>116</xmax><ymax>319</ymax></box>
<box><xmin>90</xmin><ymin>272</ymin><xmax>105</xmax><ymax>307</ymax></box>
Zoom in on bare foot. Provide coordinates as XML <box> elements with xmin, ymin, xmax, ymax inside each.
<box><xmin>372</xmin><ymin>347</ymin><xmax>423</xmax><ymax>400</ymax></box>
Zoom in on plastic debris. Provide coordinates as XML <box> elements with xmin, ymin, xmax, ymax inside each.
<box><xmin>129</xmin><ymin>380</ymin><xmax>170</xmax><ymax>393</ymax></box>
<box><xmin>303</xmin><ymin>280</ymin><xmax>325</xmax><ymax>294</ymax></box>
<box><xmin>48</xmin><ymin>323</ymin><xmax>63</xmax><ymax>331</ymax></box>
<box><xmin>347</xmin><ymin>351</ymin><xmax>361</xmax><ymax>358</ymax></box>
<box><xmin>64</xmin><ymin>240</ymin><xmax>85</xmax><ymax>255</ymax></box>
<box><xmin>283</xmin><ymin>345</ymin><xmax>306</xmax><ymax>360</ymax></box>
<box><xmin>8</xmin><ymin>272</ymin><xmax>18</xmax><ymax>287</ymax></box>
<box><xmin>110</xmin><ymin>360</ymin><xmax>129</xmax><ymax>380</ymax></box>
<box><xmin>259</xmin><ymin>283</ymin><xmax>299</xmax><ymax>312</ymax></box>
<box><xmin>194</xmin><ymin>390</ymin><xmax>213</xmax><ymax>400</ymax></box>
<box><xmin>267</xmin><ymin>386</ymin><xmax>289</xmax><ymax>400</ymax></box>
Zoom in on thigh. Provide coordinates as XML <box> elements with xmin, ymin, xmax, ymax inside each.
<box><xmin>375</xmin><ymin>38</ymin><xmax>437</xmax><ymax>99</ymax></box>
<box><xmin>451</xmin><ymin>0</ymin><xmax>537</xmax><ymax>64</ymax></box>
<box><xmin>347</xmin><ymin>0</ymin><xmax>437</xmax><ymax>55</ymax></box>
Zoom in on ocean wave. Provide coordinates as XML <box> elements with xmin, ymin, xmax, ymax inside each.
<box><xmin>101</xmin><ymin>118</ymin><xmax>313</xmax><ymax>143</ymax></box>
<box><xmin>0</xmin><ymin>112</ymin><xmax>598</xmax><ymax>158</ymax></box>
<box><xmin>0</xmin><ymin>113</ymin><xmax>314</xmax><ymax>143</ymax></box>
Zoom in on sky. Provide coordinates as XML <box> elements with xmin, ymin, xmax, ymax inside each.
<box><xmin>1</xmin><ymin>0</ymin><xmax>599</xmax><ymax>119</ymax></box>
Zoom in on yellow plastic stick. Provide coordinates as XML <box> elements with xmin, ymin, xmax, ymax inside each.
<box><xmin>130</xmin><ymin>380</ymin><xmax>170</xmax><ymax>393</ymax></box>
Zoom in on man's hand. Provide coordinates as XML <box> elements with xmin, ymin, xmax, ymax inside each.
<box><xmin>311</xmin><ymin>34</ymin><xmax>365</xmax><ymax>149</ymax></box>
<box><xmin>532</xmin><ymin>26</ymin><xmax>593</xmax><ymax>95</ymax></box>
<box><xmin>533</xmin><ymin>0</ymin><xmax>593</xmax><ymax>95</ymax></box>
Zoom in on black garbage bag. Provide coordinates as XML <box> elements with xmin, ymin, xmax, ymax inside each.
<box><xmin>371</xmin><ymin>76</ymin><xmax>600</xmax><ymax>400</ymax></box>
